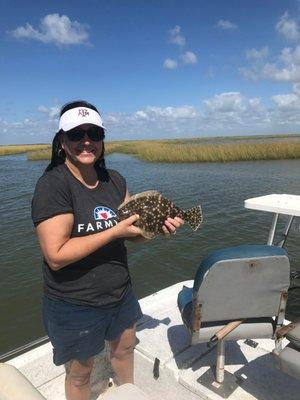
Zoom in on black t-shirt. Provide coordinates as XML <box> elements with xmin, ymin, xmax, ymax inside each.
<box><xmin>31</xmin><ymin>164</ymin><xmax>130</xmax><ymax>307</ymax></box>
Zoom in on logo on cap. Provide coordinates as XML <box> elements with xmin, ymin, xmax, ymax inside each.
<box><xmin>78</xmin><ymin>109</ymin><xmax>90</xmax><ymax>117</ymax></box>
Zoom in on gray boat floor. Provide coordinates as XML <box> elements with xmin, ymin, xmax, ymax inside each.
<box><xmin>7</xmin><ymin>281</ymin><xmax>300</xmax><ymax>400</ymax></box>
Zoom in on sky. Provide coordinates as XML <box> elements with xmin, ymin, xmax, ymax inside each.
<box><xmin>1</xmin><ymin>0</ymin><xmax>300</xmax><ymax>144</ymax></box>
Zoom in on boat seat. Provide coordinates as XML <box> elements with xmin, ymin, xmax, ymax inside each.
<box><xmin>273</xmin><ymin>323</ymin><xmax>300</xmax><ymax>380</ymax></box>
<box><xmin>0</xmin><ymin>362</ymin><xmax>46</xmax><ymax>400</ymax></box>
<box><xmin>286</xmin><ymin>324</ymin><xmax>300</xmax><ymax>348</ymax></box>
<box><xmin>101</xmin><ymin>383</ymin><xmax>149</xmax><ymax>399</ymax></box>
<box><xmin>177</xmin><ymin>245</ymin><xmax>291</xmax><ymax>383</ymax></box>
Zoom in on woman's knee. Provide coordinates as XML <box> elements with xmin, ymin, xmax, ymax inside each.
<box><xmin>67</xmin><ymin>372</ymin><xmax>91</xmax><ymax>388</ymax></box>
<box><xmin>109</xmin><ymin>327</ymin><xmax>136</xmax><ymax>360</ymax></box>
<box><xmin>111</xmin><ymin>343</ymin><xmax>134</xmax><ymax>360</ymax></box>
<box><xmin>65</xmin><ymin>358</ymin><xmax>94</xmax><ymax>388</ymax></box>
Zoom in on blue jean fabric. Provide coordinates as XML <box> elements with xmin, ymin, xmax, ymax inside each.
<box><xmin>42</xmin><ymin>288</ymin><xmax>142</xmax><ymax>365</ymax></box>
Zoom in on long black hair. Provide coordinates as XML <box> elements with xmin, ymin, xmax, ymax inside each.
<box><xmin>45</xmin><ymin>100</ymin><xmax>106</xmax><ymax>173</ymax></box>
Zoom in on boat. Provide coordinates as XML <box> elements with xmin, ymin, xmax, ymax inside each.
<box><xmin>0</xmin><ymin>194</ymin><xmax>299</xmax><ymax>400</ymax></box>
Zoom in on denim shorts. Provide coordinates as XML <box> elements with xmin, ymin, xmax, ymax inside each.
<box><xmin>42</xmin><ymin>288</ymin><xmax>143</xmax><ymax>366</ymax></box>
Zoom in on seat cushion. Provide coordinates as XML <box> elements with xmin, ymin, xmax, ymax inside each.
<box><xmin>191</xmin><ymin>318</ymin><xmax>274</xmax><ymax>343</ymax></box>
<box><xmin>194</xmin><ymin>245</ymin><xmax>287</xmax><ymax>292</ymax></box>
<box><xmin>0</xmin><ymin>363</ymin><xmax>46</xmax><ymax>400</ymax></box>
<box><xmin>189</xmin><ymin>245</ymin><xmax>289</xmax><ymax>322</ymax></box>
<box><xmin>274</xmin><ymin>344</ymin><xmax>300</xmax><ymax>380</ymax></box>
<box><xmin>286</xmin><ymin>324</ymin><xmax>300</xmax><ymax>349</ymax></box>
<box><xmin>178</xmin><ymin>285</ymin><xmax>275</xmax><ymax>342</ymax></box>
<box><xmin>177</xmin><ymin>286</ymin><xmax>192</xmax><ymax>315</ymax></box>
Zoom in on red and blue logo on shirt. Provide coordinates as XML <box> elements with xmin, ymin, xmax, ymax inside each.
<box><xmin>94</xmin><ymin>206</ymin><xmax>117</xmax><ymax>221</ymax></box>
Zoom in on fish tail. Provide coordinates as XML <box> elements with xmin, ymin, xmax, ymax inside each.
<box><xmin>184</xmin><ymin>205</ymin><xmax>203</xmax><ymax>231</ymax></box>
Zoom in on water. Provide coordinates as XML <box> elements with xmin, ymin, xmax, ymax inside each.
<box><xmin>0</xmin><ymin>154</ymin><xmax>299</xmax><ymax>355</ymax></box>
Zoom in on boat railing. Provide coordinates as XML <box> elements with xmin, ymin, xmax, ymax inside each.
<box><xmin>244</xmin><ymin>194</ymin><xmax>300</xmax><ymax>246</ymax></box>
<box><xmin>245</xmin><ymin>194</ymin><xmax>300</xmax><ymax>278</ymax></box>
<box><xmin>0</xmin><ymin>336</ymin><xmax>49</xmax><ymax>363</ymax></box>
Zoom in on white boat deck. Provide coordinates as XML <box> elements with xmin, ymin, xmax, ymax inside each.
<box><xmin>6</xmin><ymin>281</ymin><xmax>300</xmax><ymax>400</ymax></box>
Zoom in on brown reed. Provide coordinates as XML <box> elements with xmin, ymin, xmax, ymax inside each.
<box><xmin>0</xmin><ymin>144</ymin><xmax>50</xmax><ymax>156</ymax></box>
<box><xmin>8</xmin><ymin>137</ymin><xmax>300</xmax><ymax>163</ymax></box>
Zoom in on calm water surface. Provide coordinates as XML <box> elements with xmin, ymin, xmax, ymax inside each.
<box><xmin>0</xmin><ymin>154</ymin><xmax>299</xmax><ymax>355</ymax></box>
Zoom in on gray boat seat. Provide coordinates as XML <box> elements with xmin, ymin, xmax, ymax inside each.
<box><xmin>286</xmin><ymin>324</ymin><xmax>300</xmax><ymax>348</ymax></box>
<box><xmin>177</xmin><ymin>245</ymin><xmax>290</xmax><ymax>383</ymax></box>
<box><xmin>0</xmin><ymin>363</ymin><xmax>46</xmax><ymax>400</ymax></box>
<box><xmin>273</xmin><ymin>323</ymin><xmax>300</xmax><ymax>380</ymax></box>
<box><xmin>102</xmin><ymin>383</ymin><xmax>149</xmax><ymax>399</ymax></box>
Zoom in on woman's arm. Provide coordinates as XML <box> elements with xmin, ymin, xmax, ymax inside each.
<box><xmin>36</xmin><ymin>212</ymin><xmax>142</xmax><ymax>271</ymax></box>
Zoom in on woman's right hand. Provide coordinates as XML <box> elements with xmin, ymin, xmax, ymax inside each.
<box><xmin>113</xmin><ymin>214</ymin><xmax>143</xmax><ymax>238</ymax></box>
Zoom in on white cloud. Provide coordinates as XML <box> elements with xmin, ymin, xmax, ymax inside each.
<box><xmin>246</xmin><ymin>46</ymin><xmax>269</xmax><ymax>60</ymax></box>
<box><xmin>167</xmin><ymin>25</ymin><xmax>186</xmax><ymax>46</ymax></box>
<box><xmin>11</xmin><ymin>14</ymin><xmax>89</xmax><ymax>46</ymax></box>
<box><xmin>276</xmin><ymin>11</ymin><xmax>300</xmax><ymax>41</ymax></box>
<box><xmin>270</xmin><ymin>84</ymin><xmax>300</xmax><ymax>125</ymax></box>
<box><xmin>262</xmin><ymin>62</ymin><xmax>300</xmax><ymax>82</ymax></box>
<box><xmin>163</xmin><ymin>58</ymin><xmax>178</xmax><ymax>69</ymax></box>
<box><xmin>102</xmin><ymin>106</ymin><xmax>202</xmax><ymax>138</ymax></box>
<box><xmin>239</xmin><ymin>67</ymin><xmax>259</xmax><ymax>81</ymax></box>
<box><xmin>241</xmin><ymin>45</ymin><xmax>300</xmax><ymax>83</ymax></box>
<box><xmin>216</xmin><ymin>20</ymin><xmax>237</xmax><ymax>30</ymax></box>
<box><xmin>165</xmin><ymin>27</ymin><xmax>198</xmax><ymax>69</ymax></box>
<box><xmin>202</xmin><ymin>92</ymin><xmax>274</xmax><ymax>129</ymax></box>
<box><xmin>293</xmin><ymin>82</ymin><xmax>300</xmax><ymax>95</ymax></box>
<box><xmin>272</xmin><ymin>93</ymin><xmax>300</xmax><ymax>110</ymax></box>
<box><xmin>38</xmin><ymin>105</ymin><xmax>60</xmax><ymax>119</ymax></box>
<box><xmin>180</xmin><ymin>51</ymin><xmax>198</xmax><ymax>65</ymax></box>
<box><xmin>272</xmin><ymin>84</ymin><xmax>300</xmax><ymax>112</ymax></box>
<box><xmin>0</xmin><ymin>116</ymin><xmax>48</xmax><ymax>144</ymax></box>
<box><xmin>3</xmin><ymin>89</ymin><xmax>300</xmax><ymax>144</ymax></box>
<box><xmin>101</xmin><ymin>92</ymin><xmax>297</xmax><ymax>139</ymax></box>
<box><xmin>204</xmin><ymin>92</ymin><xmax>245</xmax><ymax>113</ymax></box>
<box><xmin>135</xmin><ymin>110</ymin><xmax>150</xmax><ymax>120</ymax></box>
<box><xmin>279</xmin><ymin>45</ymin><xmax>300</xmax><ymax>64</ymax></box>
<box><xmin>138</xmin><ymin>106</ymin><xmax>199</xmax><ymax>119</ymax></box>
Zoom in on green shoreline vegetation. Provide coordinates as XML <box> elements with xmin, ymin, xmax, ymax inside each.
<box><xmin>1</xmin><ymin>134</ymin><xmax>300</xmax><ymax>163</ymax></box>
<box><xmin>0</xmin><ymin>144</ymin><xmax>50</xmax><ymax>156</ymax></box>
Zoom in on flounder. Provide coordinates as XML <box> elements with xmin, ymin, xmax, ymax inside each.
<box><xmin>118</xmin><ymin>190</ymin><xmax>203</xmax><ymax>239</ymax></box>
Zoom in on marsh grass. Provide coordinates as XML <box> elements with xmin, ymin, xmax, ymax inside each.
<box><xmin>135</xmin><ymin>141</ymin><xmax>300</xmax><ymax>162</ymax></box>
<box><xmin>27</xmin><ymin>149</ymin><xmax>52</xmax><ymax>160</ymax></box>
<box><xmin>4</xmin><ymin>137</ymin><xmax>300</xmax><ymax>163</ymax></box>
<box><xmin>107</xmin><ymin>139</ymin><xmax>300</xmax><ymax>162</ymax></box>
<box><xmin>0</xmin><ymin>144</ymin><xmax>50</xmax><ymax>156</ymax></box>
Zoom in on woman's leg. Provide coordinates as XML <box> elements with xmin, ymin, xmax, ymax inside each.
<box><xmin>65</xmin><ymin>357</ymin><xmax>94</xmax><ymax>400</ymax></box>
<box><xmin>108</xmin><ymin>325</ymin><xmax>136</xmax><ymax>384</ymax></box>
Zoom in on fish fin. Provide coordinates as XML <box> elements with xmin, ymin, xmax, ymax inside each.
<box><xmin>184</xmin><ymin>205</ymin><xmax>203</xmax><ymax>231</ymax></box>
<box><xmin>118</xmin><ymin>190</ymin><xmax>160</xmax><ymax>209</ymax></box>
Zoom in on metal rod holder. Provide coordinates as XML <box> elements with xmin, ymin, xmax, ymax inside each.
<box><xmin>267</xmin><ymin>213</ymin><xmax>279</xmax><ymax>245</ymax></box>
<box><xmin>216</xmin><ymin>340</ymin><xmax>225</xmax><ymax>383</ymax></box>
<box><xmin>275</xmin><ymin>215</ymin><xmax>294</xmax><ymax>248</ymax></box>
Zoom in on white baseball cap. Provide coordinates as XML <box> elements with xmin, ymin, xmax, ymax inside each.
<box><xmin>59</xmin><ymin>107</ymin><xmax>106</xmax><ymax>131</ymax></box>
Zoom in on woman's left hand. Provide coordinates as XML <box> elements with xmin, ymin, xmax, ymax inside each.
<box><xmin>162</xmin><ymin>216</ymin><xmax>184</xmax><ymax>239</ymax></box>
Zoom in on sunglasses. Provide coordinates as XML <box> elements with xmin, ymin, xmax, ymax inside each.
<box><xmin>64</xmin><ymin>127</ymin><xmax>105</xmax><ymax>142</ymax></box>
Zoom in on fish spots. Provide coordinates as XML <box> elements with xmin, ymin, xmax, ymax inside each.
<box><xmin>117</xmin><ymin>190</ymin><xmax>203</xmax><ymax>239</ymax></box>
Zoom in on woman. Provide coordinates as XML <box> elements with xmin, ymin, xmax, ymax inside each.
<box><xmin>31</xmin><ymin>100</ymin><xmax>183</xmax><ymax>400</ymax></box>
